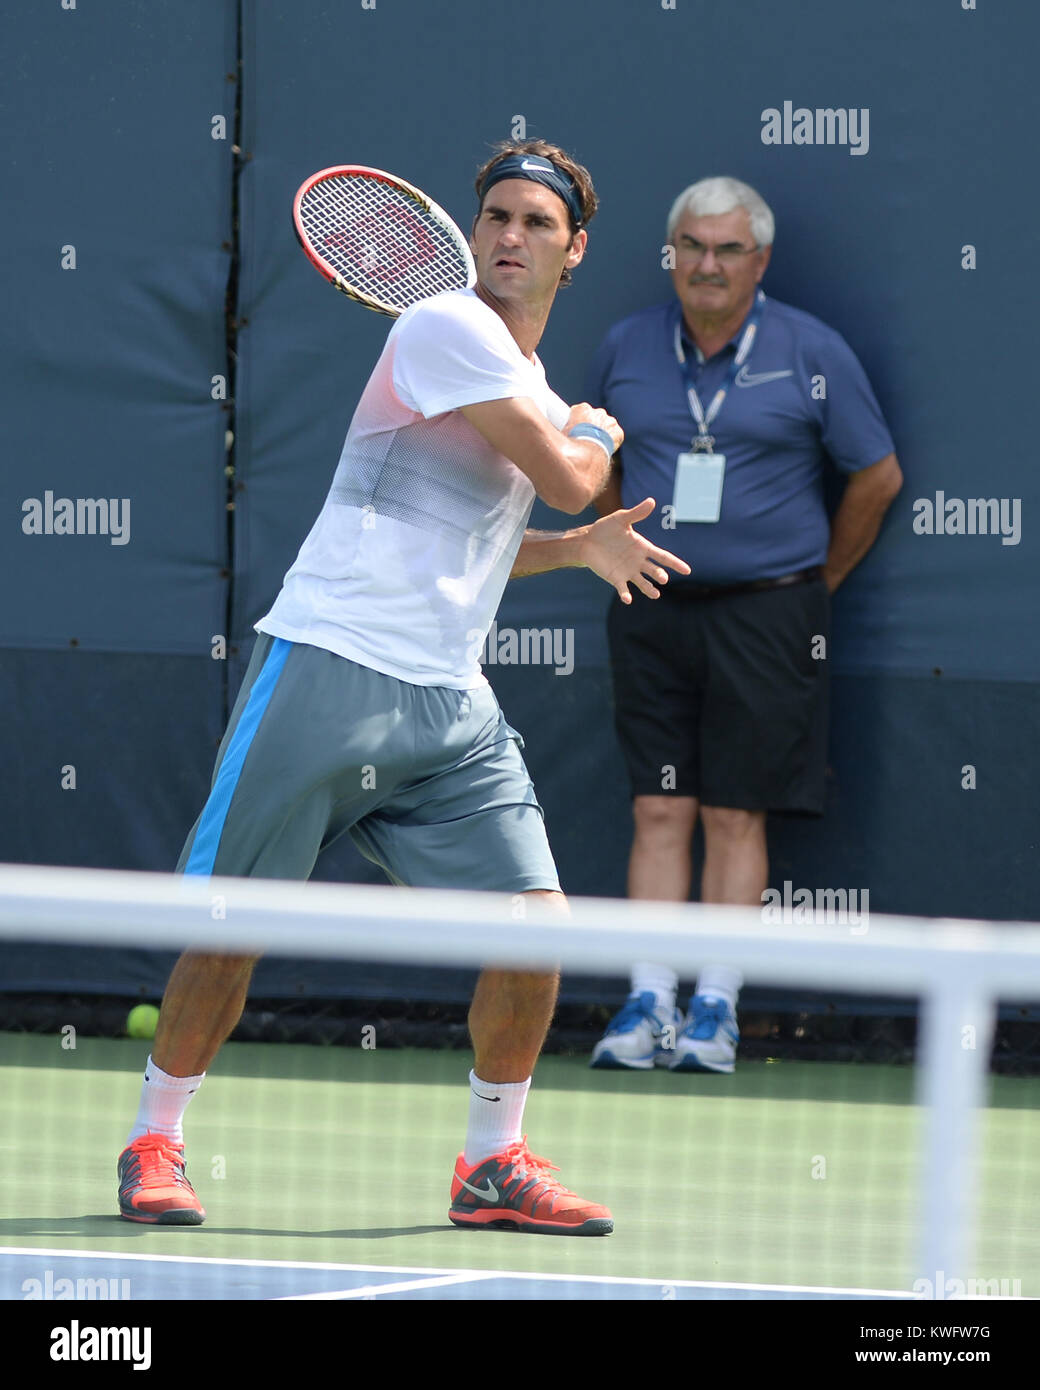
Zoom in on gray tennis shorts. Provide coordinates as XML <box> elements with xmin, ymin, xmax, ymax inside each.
<box><xmin>177</xmin><ymin>634</ymin><xmax>561</xmax><ymax>893</ymax></box>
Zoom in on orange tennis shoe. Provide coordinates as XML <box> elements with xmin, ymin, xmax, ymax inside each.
<box><xmin>449</xmin><ymin>1137</ymin><xmax>613</xmax><ymax>1236</ymax></box>
<box><xmin>117</xmin><ymin>1133</ymin><xmax>206</xmax><ymax>1225</ymax></box>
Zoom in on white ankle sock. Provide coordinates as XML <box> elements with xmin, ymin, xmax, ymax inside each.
<box><xmin>128</xmin><ymin>1056</ymin><xmax>206</xmax><ymax>1146</ymax></box>
<box><xmin>464</xmin><ymin>1070</ymin><xmax>530</xmax><ymax>1166</ymax></box>
<box><xmin>694</xmin><ymin>965</ymin><xmax>743</xmax><ymax>1011</ymax></box>
<box><xmin>631</xmin><ymin>963</ymin><xmax>678</xmax><ymax>1012</ymax></box>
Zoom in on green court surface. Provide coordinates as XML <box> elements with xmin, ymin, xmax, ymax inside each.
<box><xmin>2</xmin><ymin>1032</ymin><xmax>1038</xmax><ymax>1297</ymax></box>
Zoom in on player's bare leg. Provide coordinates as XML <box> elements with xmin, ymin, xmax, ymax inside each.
<box><xmin>117</xmin><ymin>949</ymin><xmax>259</xmax><ymax>1224</ymax></box>
<box><xmin>152</xmin><ymin>951</ymin><xmax>262</xmax><ymax>1078</ymax></box>
<box><xmin>453</xmin><ymin>889</ymin><xmax>612</xmax><ymax>1234</ymax></box>
<box><xmin>468</xmin><ymin>888</ymin><xmax>564</xmax><ymax>1082</ymax></box>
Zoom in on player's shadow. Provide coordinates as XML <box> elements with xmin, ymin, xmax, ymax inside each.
<box><xmin>0</xmin><ymin>1215</ymin><xmax>446</xmax><ymax>1240</ymax></box>
<box><xmin>205</xmin><ymin>1225</ymin><xmax>448</xmax><ymax>1239</ymax></box>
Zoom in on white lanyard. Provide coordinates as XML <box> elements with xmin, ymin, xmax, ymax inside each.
<box><xmin>673</xmin><ymin>290</ymin><xmax>765</xmax><ymax>449</ymax></box>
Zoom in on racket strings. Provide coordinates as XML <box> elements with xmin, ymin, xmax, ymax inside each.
<box><xmin>301</xmin><ymin>176</ymin><xmax>471</xmax><ymax>310</ymax></box>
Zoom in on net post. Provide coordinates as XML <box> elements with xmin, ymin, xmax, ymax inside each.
<box><xmin>914</xmin><ymin>981</ymin><xmax>997</xmax><ymax>1301</ymax></box>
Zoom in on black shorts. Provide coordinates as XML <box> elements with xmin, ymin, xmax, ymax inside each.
<box><xmin>607</xmin><ymin>576</ymin><xmax>830</xmax><ymax>814</ymax></box>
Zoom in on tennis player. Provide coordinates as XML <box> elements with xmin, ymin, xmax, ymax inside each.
<box><xmin>116</xmin><ymin>139</ymin><xmax>690</xmax><ymax>1236</ymax></box>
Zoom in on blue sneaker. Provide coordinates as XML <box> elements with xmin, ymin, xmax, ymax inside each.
<box><xmin>590</xmin><ymin>991</ymin><xmax>682</xmax><ymax>1070</ymax></box>
<box><xmin>667</xmin><ymin>995</ymin><xmax>739</xmax><ymax>1074</ymax></box>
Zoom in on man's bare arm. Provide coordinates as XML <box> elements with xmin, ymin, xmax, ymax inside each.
<box><xmin>824</xmin><ymin>452</ymin><xmax>903</xmax><ymax>591</ymax></box>
<box><xmin>460</xmin><ymin>396</ymin><xmax>622</xmax><ymax>514</ymax></box>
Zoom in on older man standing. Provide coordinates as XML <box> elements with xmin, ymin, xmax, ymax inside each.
<box><xmin>588</xmin><ymin>176</ymin><xmax>901</xmax><ymax>1074</ymax></box>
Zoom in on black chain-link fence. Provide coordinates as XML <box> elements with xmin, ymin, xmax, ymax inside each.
<box><xmin>3</xmin><ymin>991</ymin><xmax>1038</xmax><ymax>1075</ymax></box>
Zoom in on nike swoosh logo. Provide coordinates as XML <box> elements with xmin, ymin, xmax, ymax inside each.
<box><xmin>471</xmin><ymin>1090</ymin><xmax>500</xmax><ymax>1102</ymax></box>
<box><xmin>521</xmin><ymin>159</ymin><xmax>551</xmax><ymax>171</ymax></box>
<box><xmin>734</xmin><ymin>365</ymin><xmax>794</xmax><ymax>388</ymax></box>
<box><xmin>457</xmin><ymin>1174</ymin><xmax>500</xmax><ymax>1202</ymax></box>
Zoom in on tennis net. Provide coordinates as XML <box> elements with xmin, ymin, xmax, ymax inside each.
<box><xmin>0</xmin><ymin>863</ymin><xmax>1037</xmax><ymax>1313</ymax></box>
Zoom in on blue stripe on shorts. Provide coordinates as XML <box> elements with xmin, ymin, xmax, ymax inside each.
<box><xmin>184</xmin><ymin>637</ymin><xmax>292</xmax><ymax>876</ymax></box>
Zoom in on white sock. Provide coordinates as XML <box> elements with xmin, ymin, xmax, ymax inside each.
<box><xmin>631</xmin><ymin>963</ymin><xmax>678</xmax><ymax>1012</ymax></box>
<box><xmin>464</xmin><ymin>1070</ymin><xmax>530</xmax><ymax>1167</ymax></box>
<box><xmin>128</xmin><ymin>1057</ymin><xmax>206</xmax><ymax>1146</ymax></box>
<box><xmin>694</xmin><ymin>965</ymin><xmax>743</xmax><ymax>1011</ymax></box>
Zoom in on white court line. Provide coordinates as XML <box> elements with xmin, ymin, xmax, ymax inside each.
<box><xmin>0</xmin><ymin>1246</ymin><xmax>911</xmax><ymax>1298</ymax></box>
<box><xmin>279</xmin><ymin>1272</ymin><xmax>484</xmax><ymax>1300</ymax></box>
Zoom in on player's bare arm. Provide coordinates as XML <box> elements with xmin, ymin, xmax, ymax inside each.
<box><xmin>593</xmin><ymin>449</ymin><xmax>624</xmax><ymax>518</ymax></box>
<box><xmin>511</xmin><ymin>498</ymin><xmax>691</xmax><ymax>603</ymax></box>
<box><xmin>460</xmin><ymin>396</ymin><xmax>622</xmax><ymax>515</ymax></box>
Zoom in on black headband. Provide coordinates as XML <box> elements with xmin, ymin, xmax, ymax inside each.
<box><xmin>479</xmin><ymin>154</ymin><xmax>584</xmax><ymax>228</ymax></box>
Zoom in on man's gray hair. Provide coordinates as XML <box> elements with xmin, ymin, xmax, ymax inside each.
<box><xmin>666</xmin><ymin>177</ymin><xmax>775</xmax><ymax>248</ymax></box>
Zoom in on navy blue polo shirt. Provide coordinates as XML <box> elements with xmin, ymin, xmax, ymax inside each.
<box><xmin>585</xmin><ymin>294</ymin><xmax>895</xmax><ymax>583</ymax></box>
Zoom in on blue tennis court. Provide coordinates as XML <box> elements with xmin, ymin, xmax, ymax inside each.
<box><xmin>3</xmin><ymin>1247</ymin><xmax>910</xmax><ymax>1302</ymax></box>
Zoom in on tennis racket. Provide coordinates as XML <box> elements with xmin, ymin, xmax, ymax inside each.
<box><xmin>293</xmin><ymin>164</ymin><xmax>476</xmax><ymax>318</ymax></box>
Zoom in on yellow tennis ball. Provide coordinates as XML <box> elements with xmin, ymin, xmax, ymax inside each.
<box><xmin>126</xmin><ymin>1004</ymin><xmax>160</xmax><ymax>1040</ymax></box>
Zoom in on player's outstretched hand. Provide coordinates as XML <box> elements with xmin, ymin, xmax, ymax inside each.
<box><xmin>579</xmin><ymin>497</ymin><xmax>691</xmax><ymax>603</ymax></box>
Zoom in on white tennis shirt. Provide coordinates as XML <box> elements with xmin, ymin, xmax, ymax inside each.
<box><xmin>256</xmin><ymin>289</ymin><xmax>570</xmax><ymax>688</ymax></box>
